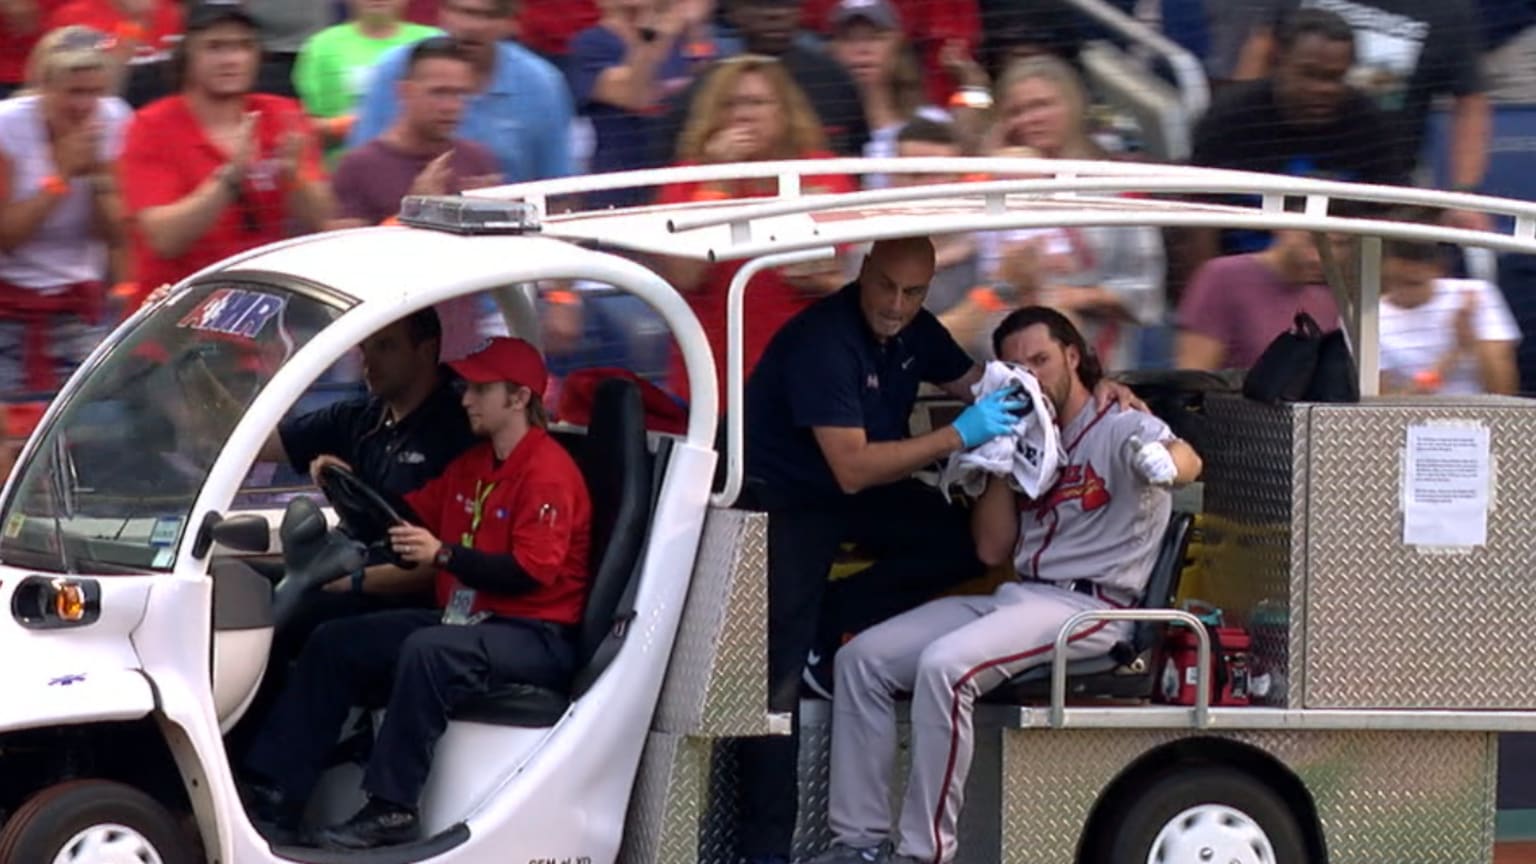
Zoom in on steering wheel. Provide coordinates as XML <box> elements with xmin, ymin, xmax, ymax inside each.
<box><xmin>316</xmin><ymin>464</ymin><xmax>410</xmax><ymax>568</ymax></box>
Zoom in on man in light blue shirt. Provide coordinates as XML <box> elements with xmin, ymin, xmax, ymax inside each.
<box><xmin>349</xmin><ymin>0</ymin><xmax>573</xmax><ymax>182</ymax></box>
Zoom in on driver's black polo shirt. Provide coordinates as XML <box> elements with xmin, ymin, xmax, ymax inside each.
<box><xmin>278</xmin><ymin>369</ymin><xmax>476</xmax><ymax>517</ymax></box>
<box><xmin>744</xmin><ymin>282</ymin><xmax>973</xmax><ymax>508</ymax></box>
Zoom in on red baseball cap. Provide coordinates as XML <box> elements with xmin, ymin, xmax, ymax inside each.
<box><xmin>449</xmin><ymin>337</ymin><xmax>548</xmax><ymax>397</ymax></box>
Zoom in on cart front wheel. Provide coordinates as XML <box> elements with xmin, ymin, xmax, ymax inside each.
<box><xmin>0</xmin><ymin>780</ymin><xmax>192</xmax><ymax>864</ymax></box>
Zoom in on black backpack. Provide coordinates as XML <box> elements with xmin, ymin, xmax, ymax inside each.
<box><xmin>1242</xmin><ymin>312</ymin><xmax>1360</xmax><ymax>405</ymax></box>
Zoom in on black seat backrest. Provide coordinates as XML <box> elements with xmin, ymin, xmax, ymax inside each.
<box><xmin>1130</xmin><ymin>512</ymin><xmax>1196</xmax><ymax>653</ymax></box>
<box><xmin>573</xmin><ymin>378</ymin><xmax>653</xmax><ymax>673</ymax></box>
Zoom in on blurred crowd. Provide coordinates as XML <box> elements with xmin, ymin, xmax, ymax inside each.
<box><xmin>1</xmin><ymin>0</ymin><xmax>1533</xmax><ymax>475</ymax></box>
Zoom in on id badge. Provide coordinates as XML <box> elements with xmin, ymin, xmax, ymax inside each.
<box><xmin>443</xmin><ymin>588</ymin><xmax>481</xmax><ymax>626</ymax></box>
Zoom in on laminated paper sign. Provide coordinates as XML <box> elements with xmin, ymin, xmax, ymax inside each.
<box><xmin>1403</xmin><ymin>423</ymin><xmax>1491</xmax><ymax>547</ymax></box>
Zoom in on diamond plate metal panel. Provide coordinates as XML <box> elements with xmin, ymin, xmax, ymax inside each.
<box><xmin>999</xmin><ymin>728</ymin><xmax>1495</xmax><ymax>864</ymax></box>
<box><xmin>620</xmin><ymin>732</ymin><xmax>703</xmax><ymax>864</ymax></box>
<box><xmin>1305</xmin><ymin>401</ymin><xmax>1536</xmax><ymax>709</ymax></box>
<box><xmin>1194</xmin><ymin>395</ymin><xmax>1308</xmax><ymax>708</ymax></box>
<box><xmin>656</xmin><ymin>508</ymin><xmax>783</xmax><ymax>736</ymax></box>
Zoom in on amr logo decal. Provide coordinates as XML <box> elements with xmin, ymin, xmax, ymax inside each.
<box><xmin>178</xmin><ymin>288</ymin><xmax>287</xmax><ymax>339</ymax></box>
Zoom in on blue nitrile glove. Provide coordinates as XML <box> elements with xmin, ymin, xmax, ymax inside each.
<box><xmin>952</xmin><ymin>385</ymin><xmax>1027</xmax><ymax>449</ymax></box>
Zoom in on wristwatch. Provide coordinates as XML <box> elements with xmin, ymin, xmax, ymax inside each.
<box><xmin>433</xmin><ymin>545</ymin><xmax>454</xmax><ymax>569</ymax></box>
<box><xmin>349</xmin><ymin>567</ymin><xmax>366</xmax><ymax>594</ymax></box>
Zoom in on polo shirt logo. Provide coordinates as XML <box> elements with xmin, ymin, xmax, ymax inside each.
<box><xmin>901</xmin><ymin>356</ymin><xmax>915</xmax><ymax>370</ymax></box>
<box><xmin>865</xmin><ymin>373</ymin><xmax>879</xmax><ymax>390</ymax></box>
<box><xmin>398</xmin><ymin>451</ymin><xmax>426</xmax><ymax>465</ymax></box>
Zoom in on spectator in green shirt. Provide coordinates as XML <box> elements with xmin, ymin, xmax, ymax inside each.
<box><xmin>293</xmin><ymin>0</ymin><xmax>439</xmax><ymax>160</ymax></box>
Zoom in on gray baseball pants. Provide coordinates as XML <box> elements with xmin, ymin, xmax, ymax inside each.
<box><xmin>828</xmin><ymin>580</ymin><xmax>1131</xmax><ymax>864</ymax></box>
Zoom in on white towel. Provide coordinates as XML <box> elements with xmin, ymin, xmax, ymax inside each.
<box><xmin>939</xmin><ymin>361</ymin><xmax>1063</xmax><ymax>502</ymax></box>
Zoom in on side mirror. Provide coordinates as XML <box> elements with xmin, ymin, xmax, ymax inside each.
<box><xmin>208</xmin><ymin>513</ymin><xmax>272</xmax><ymax>554</ymax></box>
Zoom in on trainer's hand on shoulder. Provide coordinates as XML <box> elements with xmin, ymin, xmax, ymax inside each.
<box><xmin>1094</xmin><ymin>378</ymin><xmax>1148</xmax><ymax>413</ymax></box>
<box><xmin>952</xmin><ymin>386</ymin><xmax>1026</xmax><ymax>449</ymax></box>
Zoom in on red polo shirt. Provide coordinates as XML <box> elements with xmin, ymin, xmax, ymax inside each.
<box><xmin>405</xmin><ymin>428</ymin><xmax>593</xmax><ymax>626</ymax></box>
<box><xmin>117</xmin><ymin>93</ymin><xmax>322</xmax><ymax>310</ymax></box>
<box><xmin>515</xmin><ymin>0</ymin><xmax>599</xmax><ymax>57</ymax></box>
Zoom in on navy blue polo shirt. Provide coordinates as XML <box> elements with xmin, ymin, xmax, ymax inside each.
<box><xmin>745</xmin><ymin>282</ymin><xmax>973</xmax><ymax>506</ymax></box>
<box><xmin>278</xmin><ymin>369</ymin><xmax>476</xmax><ymax>520</ymax></box>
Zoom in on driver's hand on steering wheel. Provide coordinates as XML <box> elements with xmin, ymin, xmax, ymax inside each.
<box><xmin>309</xmin><ymin>454</ymin><xmax>354</xmax><ymax>488</ymax></box>
<box><xmin>390</xmin><ymin>524</ymin><xmax>443</xmax><ymax>568</ymax></box>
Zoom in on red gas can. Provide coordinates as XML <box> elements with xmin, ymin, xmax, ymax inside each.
<box><xmin>1159</xmin><ymin>625</ymin><xmax>1252</xmax><ymax>706</ymax></box>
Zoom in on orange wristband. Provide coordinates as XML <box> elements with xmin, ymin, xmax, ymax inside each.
<box><xmin>379</xmin><ymin>215</ymin><xmax>402</xmax><ymax>226</ymax></box>
<box><xmin>39</xmin><ymin>175</ymin><xmax>69</xmax><ymax>197</ymax></box>
<box><xmin>690</xmin><ymin>186</ymin><xmax>731</xmax><ymax>202</ymax></box>
<box><xmin>1413</xmin><ymin>369</ymin><xmax>1443</xmax><ymax>391</ymax></box>
<box><xmin>545</xmin><ymin>289</ymin><xmax>579</xmax><ymax>306</ymax></box>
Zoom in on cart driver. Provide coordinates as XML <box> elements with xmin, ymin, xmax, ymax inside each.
<box><xmin>241</xmin><ymin>336</ymin><xmax>592</xmax><ymax>850</ymax></box>
<box><xmin>737</xmin><ymin>238</ymin><xmax>1145</xmax><ymax>864</ymax></box>
<box><xmin>142</xmin><ymin>283</ymin><xmax>476</xmax><ymax>608</ymax></box>
<box><xmin>800</xmin><ymin>307</ymin><xmax>1201</xmax><ymax>864</ymax></box>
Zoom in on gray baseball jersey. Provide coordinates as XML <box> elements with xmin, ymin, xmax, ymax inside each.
<box><xmin>1013</xmin><ymin>397</ymin><xmax>1174</xmax><ymax>597</ymax></box>
<box><xmin>822</xmin><ymin>398</ymin><xmax>1180</xmax><ymax>864</ymax></box>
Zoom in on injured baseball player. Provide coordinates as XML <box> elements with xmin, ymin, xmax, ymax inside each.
<box><xmin>799</xmin><ymin>306</ymin><xmax>1202</xmax><ymax>864</ymax></box>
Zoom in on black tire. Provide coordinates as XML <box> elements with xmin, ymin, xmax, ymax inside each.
<box><xmin>0</xmin><ymin>779</ymin><xmax>194</xmax><ymax>864</ymax></box>
<box><xmin>1090</xmin><ymin>765</ymin><xmax>1307</xmax><ymax>864</ymax></box>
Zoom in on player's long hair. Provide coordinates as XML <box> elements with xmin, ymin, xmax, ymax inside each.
<box><xmin>675</xmin><ymin>55</ymin><xmax>827</xmax><ymax>163</ymax></box>
<box><xmin>991</xmin><ymin>306</ymin><xmax>1104</xmax><ymax>391</ymax></box>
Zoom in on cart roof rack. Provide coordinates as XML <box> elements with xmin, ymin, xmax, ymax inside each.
<box><xmin>463</xmin><ymin>157</ymin><xmax>1536</xmax><ymax>263</ymax></box>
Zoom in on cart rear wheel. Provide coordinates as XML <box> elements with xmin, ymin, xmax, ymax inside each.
<box><xmin>0</xmin><ymin>780</ymin><xmax>192</xmax><ymax>864</ymax></box>
<box><xmin>1093</xmin><ymin>765</ymin><xmax>1306</xmax><ymax>864</ymax></box>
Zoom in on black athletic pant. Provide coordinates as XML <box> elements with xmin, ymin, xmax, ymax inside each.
<box><xmin>735</xmin><ymin>480</ymin><xmax>981</xmax><ymax>860</ymax></box>
<box><xmin>246</xmin><ymin>609</ymin><xmax>574</xmax><ymax>810</ymax></box>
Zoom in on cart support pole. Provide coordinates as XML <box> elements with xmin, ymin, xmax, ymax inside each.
<box><xmin>1357</xmin><ymin>236</ymin><xmax>1382</xmax><ymax>397</ymax></box>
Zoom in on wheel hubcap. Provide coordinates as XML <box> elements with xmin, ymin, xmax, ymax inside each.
<box><xmin>52</xmin><ymin>823</ymin><xmax>164</xmax><ymax>864</ymax></box>
<box><xmin>1147</xmin><ymin>804</ymin><xmax>1276</xmax><ymax>864</ymax></box>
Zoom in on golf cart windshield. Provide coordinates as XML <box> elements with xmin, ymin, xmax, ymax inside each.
<box><xmin>0</xmin><ymin>277</ymin><xmax>345</xmax><ymax>574</ymax></box>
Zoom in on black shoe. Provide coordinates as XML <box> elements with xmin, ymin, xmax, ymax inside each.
<box><xmin>236</xmin><ymin>779</ymin><xmax>292</xmax><ymax>828</ymax></box>
<box><xmin>318</xmin><ymin>798</ymin><xmax>419</xmax><ymax>850</ymax></box>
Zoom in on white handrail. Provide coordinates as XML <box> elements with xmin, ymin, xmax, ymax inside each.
<box><xmin>711</xmin><ymin>248</ymin><xmax>838</xmax><ymax>509</ymax></box>
<box><xmin>1050</xmin><ymin>608</ymin><xmax>1212</xmax><ymax>729</ymax></box>
<box><xmin>1063</xmin><ymin>0</ymin><xmax>1210</xmax><ymax>119</ymax></box>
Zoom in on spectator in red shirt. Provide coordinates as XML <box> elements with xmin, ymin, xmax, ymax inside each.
<box><xmin>516</xmin><ymin>0</ymin><xmax>600</xmax><ymax>59</ymax></box>
<box><xmin>655</xmin><ymin>55</ymin><xmax>854</xmax><ymax>406</ymax></box>
<box><xmin>117</xmin><ymin>2</ymin><xmax>332</xmax><ymax>312</ymax></box>
<box><xmin>0</xmin><ymin>0</ymin><xmax>58</xmax><ymax>99</ymax></box>
<box><xmin>46</xmin><ymin>0</ymin><xmax>184</xmax><ymax>106</ymax></box>
<box><xmin>242</xmin><ymin>336</ymin><xmax>592</xmax><ymax>850</ymax></box>
<box><xmin>328</xmin><ymin>37</ymin><xmax>500</xmax><ymax>229</ymax></box>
